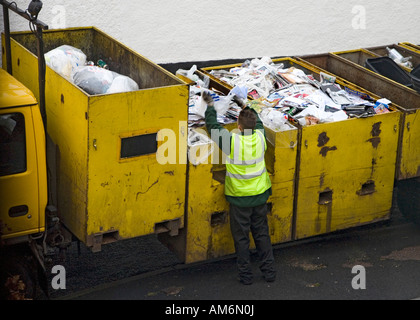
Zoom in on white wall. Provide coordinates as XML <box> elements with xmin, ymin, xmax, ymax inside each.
<box><xmin>1</xmin><ymin>0</ymin><xmax>420</xmax><ymax>65</ymax></box>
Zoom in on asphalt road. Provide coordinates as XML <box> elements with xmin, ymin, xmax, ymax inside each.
<box><xmin>45</xmin><ymin>205</ymin><xmax>420</xmax><ymax>302</ymax></box>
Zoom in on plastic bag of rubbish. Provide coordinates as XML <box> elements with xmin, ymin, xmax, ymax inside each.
<box><xmin>196</xmin><ymin>89</ymin><xmax>234</xmax><ymax>116</ymax></box>
<box><xmin>260</xmin><ymin>108</ymin><xmax>293</xmax><ymax>131</ymax></box>
<box><xmin>190</xmin><ymin>93</ymin><xmax>208</xmax><ymax>118</ymax></box>
<box><xmin>107</xmin><ymin>75</ymin><xmax>139</xmax><ymax>94</ymax></box>
<box><xmin>176</xmin><ymin>65</ymin><xmax>209</xmax><ymax>88</ymax></box>
<box><xmin>229</xmin><ymin>85</ymin><xmax>248</xmax><ymax>101</ymax></box>
<box><xmin>73</xmin><ymin>66</ymin><xmax>117</xmax><ymax>95</ymax></box>
<box><xmin>45</xmin><ymin>45</ymin><xmax>87</xmax><ymax>81</ymax></box>
<box><xmin>210</xmin><ymin>91</ymin><xmax>235</xmax><ymax>116</ymax></box>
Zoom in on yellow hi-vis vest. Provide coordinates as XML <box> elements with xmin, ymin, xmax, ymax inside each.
<box><xmin>225</xmin><ymin>129</ymin><xmax>271</xmax><ymax>197</ymax></box>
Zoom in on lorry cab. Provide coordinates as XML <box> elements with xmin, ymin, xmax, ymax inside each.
<box><xmin>0</xmin><ymin>68</ymin><xmax>47</xmax><ymax>243</ymax></box>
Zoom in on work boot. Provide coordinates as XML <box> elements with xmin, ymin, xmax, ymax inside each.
<box><xmin>262</xmin><ymin>269</ymin><xmax>276</xmax><ymax>283</ymax></box>
<box><xmin>238</xmin><ymin>276</ymin><xmax>253</xmax><ymax>285</ymax></box>
<box><xmin>263</xmin><ymin>274</ymin><xmax>276</xmax><ymax>283</ymax></box>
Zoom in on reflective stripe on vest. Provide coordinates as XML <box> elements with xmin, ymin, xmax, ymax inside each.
<box><xmin>225</xmin><ymin>129</ymin><xmax>271</xmax><ymax>197</ymax></box>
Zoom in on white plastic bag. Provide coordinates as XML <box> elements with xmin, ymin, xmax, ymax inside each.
<box><xmin>107</xmin><ymin>75</ymin><xmax>139</xmax><ymax>94</ymax></box>
<box><xmin>229</xmin><ymin>85</ymin><xmax>248</xmax><ymax>100</ymax></box>
<box><xmin>176</xmin><ymin>65</ymin><xmax>209</xmax><ymax>88</ymax></box>
<box><xmin>45</xmin><ymin>45</ymin><xmax>87</xmax><ymax>81</ymax></box>
<box><xmin>190</xmin><ymin>94</ymin><xmax>208</xmax><ymax>118</ymax></box>
<box><xmin>260</xmin><ymin>108</ymin><xmax>293</xmax><ymax>132</ymax></box>
<box><xmin>213</xmin><ymin>93</ymin><xmax>234</xmax><ymax>116</ymax></box>
<box><xmin>72</xmin><ymin>66</ymin><xmax>116</xmax><ymax>95</ymax></box>
<box><xmin>73</xmin><ymin>66</ymin><xmax>139</xmax><ymax>95</ymax></box>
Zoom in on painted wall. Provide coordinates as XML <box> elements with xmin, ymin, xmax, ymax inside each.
<box><xmin>1</xmin><ymin>0</ymin><xmax>419</xmax><ymax>65</ymax></box>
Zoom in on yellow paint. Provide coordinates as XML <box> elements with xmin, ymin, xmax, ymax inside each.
<box><xmin>295</xmin><ymin>112</ymin><xmax>400</xmax><ymax>239</ymax></box>
<box><xmin>398</xmin><ymin>42</ymin><xmax>420</xmax><ymax>54</ymax></box>
<box><xmin>0</xmin><ymin>68</ymin><xmax>37</xmax><ymax>107</ymax></box>
<box><xmin>3</xmin><ymin>26</ymin><xmax>406</xmax><ymax>263</ymax></box>
<box><xmin>182</xmin><ymin>123</ymin><xmax>297</xmax><ymax>263</ymax></box>
<box><xmin>6</xmin><ymin>27</ymin><xmax>189</xmax><ymax>248</ymax></box>
<box><xmin>0</xmin><ymin>69</ymin><xmax>47</xmax><ymax>239</ymax></box>
<box><xmin>398</xmin><ymin>110</ymin><xmax>420</xmax><ymax>179</ymax></box>
<box><xmin>202</xmin><ymin>57</ymin><xmax>401</xmax><ymax>243</ymax></box>
<box><xmin>393</xmin><ymin>43</ymin><xmax>420</xmax><ymax>178</ymax></box>
<box><xmin>281</xmin><ymin>57</ymin><xmax>401</xmax><ymax>239</ymax></box>
<box><xmin>173</xmin><ymin>62</ymin><xmax>299</xmax><ymax>263</ymax></box>
<box><xmin>87</xmin><ymin>86</ymin><xmax>188</xmax><ymax>239</ymax></box>
<box><xmin>324</xmin><ymin>48</ymin><xmax>420</xmax><ymax>180</ymax></box>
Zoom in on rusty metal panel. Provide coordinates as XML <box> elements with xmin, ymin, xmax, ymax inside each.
<box><xmin>202</xmin><ymin>57</ymin><xmax>401</xmax><ymax>241</ymax></box>
<box><xmin>295</xmin><ymin>112</ymin><xmax>400</xmax><ymax>239</ymax></box>
<box><xmin>298</xmin><ymin>51</ymin><xmax>420</xmax><ymax>180</ymax></box>
<box><xmin>6</xmin><ymin>27</ymin><xmax>189</xmax><ymax>250</ymax></box>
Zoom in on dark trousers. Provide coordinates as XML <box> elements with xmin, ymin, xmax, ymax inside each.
<box><xmin>229</xmin><ymin>203</ymin><xmax>276</xmax><ymax>281</ymax></box>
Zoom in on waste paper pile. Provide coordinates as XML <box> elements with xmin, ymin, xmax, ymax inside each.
<box><xmin>207</xmin><ymin>56</ymin><xmax>393</xmax><ymax>130</ymax></box>
<box><xmin>45</xmin><ymin>45</ymin><xmax>139</xmax><ymax>95</ymax></box>
<box><xmin>176</xmin><ymin>65</ymin><xmax>245</xmax><ymax>128</ymax></box>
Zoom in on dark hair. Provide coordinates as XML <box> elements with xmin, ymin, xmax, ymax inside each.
<box><xmin>238</xmin><ymin>108</ymin><xmax>257</xmax><ymax>130</ymax></box>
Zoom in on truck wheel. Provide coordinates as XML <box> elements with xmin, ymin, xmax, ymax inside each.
<box><xmin>0</xmin><ymin>255</ymin><xmax>36</xmax><ymax>300</ymax></box>
<box><xmin>397</xmin><ymin>177</ymin><xmax>420</xmax><ymax>225</ymax></box>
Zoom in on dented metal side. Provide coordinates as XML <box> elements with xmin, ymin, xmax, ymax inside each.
<box><xmin>86</xmin><ymin>85</ymin><xmax>188</xmax><ymax>245</ymax></box>
<box><xmin>285</xmin><ymin>57</ymin><xmax>401</xmax><ymax>239</ymax></box>
<box><xmin>4</xmin><ymin>27</ymin><xmax>189</xmax><ymax>251</ymax></box>
<box><xmin>162</xmin><ymin>116</ymin><xmax>297</xmax><ymax>264</ymax></box>
<box><xmin>295</xmin><ymin>114</ymin><xmax>400</xmax><ymax>239</ymax></box>
<box><xmin>180</xmin><ymin>129</ymin><xmax>296</xmax><ymax>263</ymax></box>
<box><xmin>398</xmin><ymin>42</ymin><xmax>420</xmax><ymax>55</ymax></box>
<box><xmin>298</xmin><ymin>51</ymin><xmax>420</xmax><ymax>180</ymax></box>
<box><xmin>202</xmin><ymin>57</ymin><xmax>401</xmax><ymax>241</ymax></box>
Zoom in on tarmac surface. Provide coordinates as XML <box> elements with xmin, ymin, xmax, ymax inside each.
<box><xmin>50</xmin><ymin>208</ymin><xmax>420</xmax><ymax>302</ymax></box>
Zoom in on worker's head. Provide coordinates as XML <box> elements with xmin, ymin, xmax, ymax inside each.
<box><xmin>237</xmin><ymin>108</ymin><xmax>256</xmax><ymax>132</ymax></box>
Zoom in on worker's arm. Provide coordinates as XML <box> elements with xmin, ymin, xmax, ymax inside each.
<box><xmin>204</xmin><ymin>105</ymin><xmax>232</xmax><ymax>156</ymax></box>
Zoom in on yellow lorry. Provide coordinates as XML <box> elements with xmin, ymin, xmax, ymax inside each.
<box><xmin>0</xmin><ymin>68</ymin><xmax>49</xmax><ymax>299</ymax></box>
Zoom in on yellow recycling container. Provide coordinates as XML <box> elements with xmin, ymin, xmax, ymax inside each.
<box><xmin>399</xmin><ymin>42</ymin><xmax>420</xmax><ymax>54</ymax></box>
<box><xmin>202</xmin><ymin>57</ymin><xmax>401</xmax><ymax>240</ymax></box>
<box><xmin>364</xmin><ymin>44</ymin><xmax>420</xmax><ymax>73</ymax></box>
<box><xmin>174</xmin><ymin>125</ymin><xmax>297</xmax><ymax>264</ymax></box>
<box><xmin>159</xmin><ymin>72</ymin><xmax>297</xmax><ymax>263</ymax></box>
<box><xmin>2</xmin><ymin>27</ymin><xmax>189</xmax><ymax>252</ymax></box>
<box><xmin>298</xmin><ymin>49</ymin><xmax>420</xmax><ymax>181</ymax></box>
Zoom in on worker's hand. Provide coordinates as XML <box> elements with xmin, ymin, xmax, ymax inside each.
<box><xmin>232</xmin><ymin>94</ymin><xmax>246</xmax><ymax>109</ymax></box>
<box><xmin>202</xmin><ymin>90</ymin><xmax>214</xmax><ymax>106</ymax></box>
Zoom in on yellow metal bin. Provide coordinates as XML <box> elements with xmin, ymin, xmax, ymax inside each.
<box><xmin>2</xmin><ymin>27</ymin><xmax>189</xmax><ymax>251</ymax></box>
<box><xmin>364</xmin><ymin>44</ymin><xmax>420</xmax><ymax>72</ymax></box>
<box><xmin>399</xmin><ymin>42</ymin><xmax>420</xmax><ymax>54</ymax></box>
<box><xmin>159</xmin><ymin>72</ymin><xmax>298</xmax><ymax>263</ymax></box>
<box><xmin>174</xmin><ymin>126</ymin><xmax>298</xmax><ymax>264</ymax></box>
<box><xmin>298</xmin><ymin>49</ymin><xmax>420</xmax><ymax>181</ymax></box>
<box><xmin>202</xmin><ymin>57</ymin><xmax>401</xmax><ymax>240</ymax></box>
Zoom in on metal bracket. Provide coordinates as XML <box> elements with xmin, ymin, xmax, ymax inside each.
<box><xmin>155</xmin><ymin>218</ymin><xmax>182</xmax><ymax>237</ymax></box>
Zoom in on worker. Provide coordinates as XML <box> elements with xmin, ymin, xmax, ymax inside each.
<box><xmin>202</xmin><ymin>91</ymin><xmax>276</xmax><ymax>285</ymax></box>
